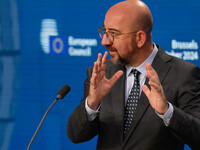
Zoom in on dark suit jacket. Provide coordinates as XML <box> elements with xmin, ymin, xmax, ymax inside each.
<box><xmin>67</xmin><ymin>45</ymin><xmax>200</xmax><ymax>150</ymax></box>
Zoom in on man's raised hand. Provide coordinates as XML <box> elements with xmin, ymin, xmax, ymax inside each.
<box><xmin>87</xmin><ymin>51</ymin><xmax>123</xmax><ymax>110</ymax></box>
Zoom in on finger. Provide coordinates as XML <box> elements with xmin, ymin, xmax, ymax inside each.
<box><xmin>146</xmin><ymin>63</ymin><xmax>159</xmax><ymax>78</ymax></box>
<box><xmin>92</xmin><ymin>61</ymin><xmax>98</xmax><ymax>75</ymax></box>
<box><xmin>145</xmin><ymin>63</ymin><xmax>159</xmax><ymax>83</ymax></box>
<box><xmin>97</xmin><ymin>53</ymin><xmax>102</xmax><ymax>72</ymax></box>
<box><xmin>102</xmin><ymin>51</ymin><xmax>108</xmax><ymax>62</ymax></box>
<box><xmin>146</xmin><ymin>72</ymin><xmax>162</xmax><ymax>94</ymax></box>
<box><xmin>142</xmin><ymin>85</ymin><xmax>150</xmax><ymax>99</ymax></box>
<box><xmin>102</xmin><ymin>51</ymin><xmax>108</xmax><ymax>71</ymax></box>
<box><xmin>90</xmin><ymin>72</ymin><xmax>97</xmax><ymax>86</ymax></box>
<box><xmin>110</xmin><ymin>70</ymin><xmax>123</xmax><ymax>87</ymax></box>
<box><xmin>148</xmin><ymin>80</ymin><xmax>160</xmax><ymax>91</ymax></box>
<box><xmin>91</xmin><ymin>62</ymin><xmax>98</xmax><ymax>86</ymax></box>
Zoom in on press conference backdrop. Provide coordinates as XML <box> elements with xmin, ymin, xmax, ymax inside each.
<box><xmin>0</xmin><ymin>0</ymin><xmax>199</xmax><ymax>149</ymax></box>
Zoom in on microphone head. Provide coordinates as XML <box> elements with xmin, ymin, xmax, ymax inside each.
<box><xmin>57</xmin><ymin>84</ymin><xmax>71</xmax><ymax>99</ymax></box>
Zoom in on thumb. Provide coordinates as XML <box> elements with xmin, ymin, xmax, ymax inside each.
<box><xmin>110</xmin><ymin>70</ymin><xmax>123</xmax><ymax>87</ymax></box>
<box><xmin>142</xmin><ymin>85</ymin><xmax>150</xmax><ymax>99</ymax></box>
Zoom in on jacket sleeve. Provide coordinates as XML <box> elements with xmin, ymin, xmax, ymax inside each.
<box><xmin>167</xmin><ymin>65</ymin><xmax>200</xmax><ymax>150</ymax></box>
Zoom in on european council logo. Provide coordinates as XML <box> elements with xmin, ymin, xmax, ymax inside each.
<box><xmin>50</xmin><ymin>36</ymin><xmax>67</xmax><ymax>54</ymax></box>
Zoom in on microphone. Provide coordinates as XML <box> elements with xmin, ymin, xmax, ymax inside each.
<box><xmin>27</xmin><ymin>85</ymin><xmax>71</xmax><ymax>150</ymax></box>
<box><xmin>57</xmin><ymin>84</ymin><xmax>71</xmax><ymax>99</ymax></box>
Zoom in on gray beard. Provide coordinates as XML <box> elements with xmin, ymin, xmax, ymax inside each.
<box><xmin>107</xmin><ymin>46</ymin><xmax>131</xmax><ymax>66</ymax></box>
<box><xmin>117</xmin><ymin>54</ymin><xmax>130</xmax><ymax>66</ymax></box>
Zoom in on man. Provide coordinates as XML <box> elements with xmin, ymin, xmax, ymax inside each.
<box><xmin>67</xmin><ymin>0</ymin><xmax>200</xmax><ymax>149</ymax></box>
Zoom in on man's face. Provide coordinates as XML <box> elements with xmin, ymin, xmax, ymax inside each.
<box><xmin>104</xmin><ymin>37</ymin><xmax>137</xmax><ymax>66</ymax></box>
<box><xmin>101</xmin><ymin>11</ymin><xmax>139</xmax><ymax>66</ymax></box>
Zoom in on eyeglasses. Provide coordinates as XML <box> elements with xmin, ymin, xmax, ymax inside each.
<box><xmin>98</xmin><ymin>28</ymin><xmax>138</xmax><ymax>43</ymax></box>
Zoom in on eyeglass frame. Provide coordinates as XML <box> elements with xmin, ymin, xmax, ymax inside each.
<box><xmin>98</xmin><ymin>28</ymin><xmax>138</xmax><ymax>43</ymax></box>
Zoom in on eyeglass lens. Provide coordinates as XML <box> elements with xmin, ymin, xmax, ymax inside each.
<box><xmin>99</xmin><ymin>29</ymin><xmax>113</xmax><ymax>43</ymax></box>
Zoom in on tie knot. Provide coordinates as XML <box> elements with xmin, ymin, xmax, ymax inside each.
<box><xmin>132</xmin><ymin>69</ymin><xmax>140</xmax><ymax>78</ymax></box>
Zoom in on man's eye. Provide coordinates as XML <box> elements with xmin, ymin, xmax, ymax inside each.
<box><xmin>109</xmin><ymin>32</ymin><xmax>118</xmax><ymax>36</ymax></box>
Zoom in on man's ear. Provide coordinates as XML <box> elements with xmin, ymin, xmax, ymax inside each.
<box><xmin>135</xmin><ymin>31</ymin><xmax>146</xmax><ymax>48</ymax></box>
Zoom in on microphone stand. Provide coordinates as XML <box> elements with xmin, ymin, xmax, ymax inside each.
<box><xmin>27</xmin><ymin>98</ymin><xmax>59</xmax><ymax>150</ymax></box>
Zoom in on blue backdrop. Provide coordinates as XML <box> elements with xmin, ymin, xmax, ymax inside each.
<box><xmin>0</xmin><ymin>0</ymin><xmax>199</xmax><ymax>149</ymax></box>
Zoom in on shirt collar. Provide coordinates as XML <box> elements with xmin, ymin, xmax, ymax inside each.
<box><xmin>126</xmin><ymin>43</ymin><xmax>158</xmax><ymax>77</ymax></box>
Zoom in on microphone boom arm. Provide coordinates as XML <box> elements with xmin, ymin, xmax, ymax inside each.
<box><xmin>27</xmin><ymin>84</ymin><xmax>70</xmax><ymax>150</ymax></box>
<box><xmin>27</xmin><ymin>98</ymin><xmax>58</xmax><ymax>150</ymax></box>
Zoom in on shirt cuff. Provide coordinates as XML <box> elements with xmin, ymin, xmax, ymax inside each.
<box><xmin>85</xmin><ymin>97</ymin><xmax>101</xmax><ymax>121</ymax></box>
<box><xmin>156</xmin><ymin>102</ymin><xmax>174</xmax><ymax>126</ymax></box>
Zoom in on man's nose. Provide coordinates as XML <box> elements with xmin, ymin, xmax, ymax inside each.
<box><xmin>101</xmin><ymin>34</ymin><xmax>112</xmax><ymax>46</ymax></box>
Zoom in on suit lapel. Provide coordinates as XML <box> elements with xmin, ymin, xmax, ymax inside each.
<box><xmin>109</xmin><ymin>63</ymin><xmax>126</xmax><ymax>144</ymax></box>
<box><xmin>122</xmin><ymin>46</ymin><xmax>172</xmax><ymax>146</ymax></box>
